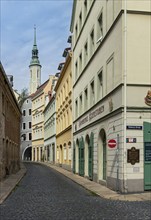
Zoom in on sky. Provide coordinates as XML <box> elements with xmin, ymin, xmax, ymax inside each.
<box><xmin>1</xmin><ymin>0</ymin><xmax>73</xmax><ymax>93</ymax></box>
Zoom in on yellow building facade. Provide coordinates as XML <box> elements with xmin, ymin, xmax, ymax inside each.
<box><xmin>32</xmin><ymin>76</ymin><xmax>55</xmax><ymax>161</ymax></box>
<box><xmin>55</xmin><ymin>50</ymin><xmax>72</xmax><ymax>171</ymax></box>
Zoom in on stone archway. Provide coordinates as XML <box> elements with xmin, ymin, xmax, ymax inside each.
<box><xmin>22</xmin><ymin>146</ymin><xmax>32</xmax><ymax>161</ymax></box>
<box><xmin>98</xmin><ymin>129</ymin><xmax>107</xmax><ymax>181</ymax></box>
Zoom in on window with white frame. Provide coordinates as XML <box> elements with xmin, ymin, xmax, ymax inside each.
<box><xmin>75</xmin><ymin>99</ymin><xmax>78</xmax><ymax>118</ymax></box>
<box><xmin>84</xmin><ymin>87</ymin><xmax>88</xmax><ymax>111</ymax></box>
<box><xmin>97</xmin><ymin>11</ymin><xmax>103</xmax><ymax>41</ymax></box>
<box><xmin>79</xmin><ymin>11</ymin><xmax>82</xmax><ymax>31</ymax></box>
<box><xmin>23</xmin><ymin>110</ymin><xmax>26</xmax><ymax>116</ymax></box>
<box><xmin>79</xmin><ymin>93</ymin><xmax>83</xmax><ymax>115</ymax></box>
<box><xmin>97</xmin><ymin>69</ymin><xmax>103</xmax><ymax>101</ymax></box>
<box><xmin>64</xmin><ymin>146</ymin><xmax>67</xmax><ymax>160</ymax></box>
<box><xmin>23</xmin><ymin>123</ymin><xmax>26</xmax><ymax>130</ymax></box>
<box><xmin>75</xmin><ymin>61</ymin><xmax>78</xmax><ymax>81</ymax></box>
<box><xmin>90</xmin><ymin>80</ymin><xmax>95</xmax><ymax>106</ymax></box>
<box><xmin>90</xmin><ymin>28</ymin><xmax>95</xmax><ymax>57</ymax></box>
<box><xmin>84</xmin><ymin>41</ymin><xmax>88</xmax><ymax>66</ymax></box>
<box><xmin>84</xmin><ymin>0</ymin><xmax>87</xmax><ymax>19</ymax></box>
<box><xmin>75</xmin><ymin>23</ymin><xmax>78</xmax><ymax>41</ymax></box>
<box><xmin>68</xmin><ymin>144</ymin><xmax>71</xmax><ymax>160</ymax></box>
<box><xmin>79</xmin><ymin>52</ymin><xmax>82</xmax><ymax>73</ymax></box>
<box><xmin>29</xmin><ymin>109</ymin><xmax>31</xmax><ymax>115</ymax></box>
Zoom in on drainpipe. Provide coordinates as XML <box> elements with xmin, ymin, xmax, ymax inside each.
<box><xmin>123</xmin><ymin>0</ymin><xmax>128</xmax><ymax>193</ymax></box>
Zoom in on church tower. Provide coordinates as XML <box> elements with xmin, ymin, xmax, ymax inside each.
<box><xmin>29</xmin><ymin>27</ymin><xmax>41</xmax><ymax>94</ymax></box>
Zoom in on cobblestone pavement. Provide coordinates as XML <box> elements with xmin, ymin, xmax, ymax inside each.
<box><xmin>0</xmin><ymin>163</ymin><xmax>151</xmax><ymax>220</ymax></box>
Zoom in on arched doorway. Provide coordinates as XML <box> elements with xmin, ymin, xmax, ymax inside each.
<box><xmin>98</xmin><ymin>129</ymin><xmax>107</xmax><ymax>181</ymax></box>
<box><xmin>22</xmin><ymin>146</ymin><xmax>32</xmax><ymax>161</ymax></box>
<box><xmin>75</xmin><ymin>139</ymin><xmax>79</xmax><ymax>173</ymax></box>
<box><xmin>79</xmin><ymin>137</ymin><xmax>84</xmax><ymax>176</ymax></box>
<box><xmin>59</xmin><ymin>145</ymin><xmax>63</xmax><ymax>164</ymax></box>
<box><xmin>85</xmin><ymin>135</ymin><xmax>89</xmax><ymax>177</ymax></box>
<box><xmin>89</xmin><ymin>132</ymin><xmax>94</xmax><ymax>180</ymax></box>
<box><xmin>73</xmin><ymin>141</ymin><xmax>76</xmax><ymax>173</ymax></box>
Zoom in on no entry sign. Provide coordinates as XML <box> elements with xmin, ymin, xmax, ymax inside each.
<box><xmin>108</xmin><ymin>139</ymin><xmax>116</xmax><ymax>148</ymax></box>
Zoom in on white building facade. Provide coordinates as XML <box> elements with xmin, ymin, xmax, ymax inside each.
<box><xmin>20</xmin><ymin>97</ymin><xmax>32</xmax><ymax>161</ymax></box>
<box><xmin>44</xmin><ymin>94</ymin><xmax>56</xmax><ymax>163</ymax></box>
<box><xmin>44</xmin><ymin>77</ymin><xmax>58</xmax><ymax>163</ymax></box>
<box><xmin>70</xmin><ymin>0</ymin><xmax>151</xmax><ymax>193</ymax></box>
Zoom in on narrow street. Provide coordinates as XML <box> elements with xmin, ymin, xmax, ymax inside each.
<box><xmin>0</xmin><ymin>163</ymin><xmax>150</xmax><ymax>220</ymax></box>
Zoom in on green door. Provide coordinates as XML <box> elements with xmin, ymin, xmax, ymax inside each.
<box><xmin>144</xmin><ymin>122</ymin><xmax>151</xmax><ymax>190</ymax></box>
<box><xmin>73</xmin><ymin>142</ymin><xmax>76</xmax><ymax>173</ymax></box>
<box><xmin>88</xmin><ymin>132</ymin><xmax>93</xmax><ymax>180</ymax></box>
<box><xmin>103</xmin><ymin>135</ymin><xmax>107</xmax><ymax>180</ymax></box>
<box><xmin>79</xmin><ymin>137</ymin><xmax>84</xmax><ymax>176</ymax></box>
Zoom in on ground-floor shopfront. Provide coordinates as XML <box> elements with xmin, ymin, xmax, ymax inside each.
<box><xmin>73</xmin><ymin>103</ymin><xmax>151</xmax><ymax>193</ymax></box>
<box><xmin>56</xmin><ymin>126</ymin><xmax>72</xmax><ymax>171</ymax></box>
<box><xmin>44</xmin><ymin>136</ymin><xmax>56</xmax><ymax>163</ymax></box>
<box><xmin>32</xmin><ymin>139</ymin><xmax>44</xmax><ymax>162</ymax></box>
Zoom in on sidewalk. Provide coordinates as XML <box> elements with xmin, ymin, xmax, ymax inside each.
<box><xmin>0</xmin><ymin>163</ymin><xmax>26</xmax><ymax>205</ymax></box>
<box><xmin>0</xmin><ymin>162</ymin><xmax>151</xmax><ymax>204</ymax></box>
<box><xmin>40</xmin><ymin>162</ymin><xmax>151</xmax><ymax>202</ymax></box>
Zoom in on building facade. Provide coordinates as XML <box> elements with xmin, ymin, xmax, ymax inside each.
<box><xmin>0</xmin><ymin>62</ymin><xmax>21</xmax><ymax>180</ymax></box>
<box><xmin>43</xmin><ymin>77</ymin><xmax>58</xmax><ymax>163</ymax></box>
<box><xmin>70</xmin><ymin>0</ymin><xmax>151</xmax><ymax>192</ymax></box>
<box><xmin>20</xmin><ymin>97</ymin><xmax>32</xmax><ymax>161</ymax></box>
<box><xmin>55</xmin><ymin>49</ymin><xmax>72</xmax><ymax>171</ymax></box>
<box><xmin>32</xmin><ymin>76</ymin><xmax>56</xmax><ymax>162</ymax></box>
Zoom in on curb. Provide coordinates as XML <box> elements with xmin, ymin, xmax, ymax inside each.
<box><xmin>37</xmin><ymin>162</ymin><xmax>151</xmax><ymax>202</ymax></box>
<box><xmin>0</xmin><ymin>163</ymin><xmax>27</xmax><ymax>205</ymax></box>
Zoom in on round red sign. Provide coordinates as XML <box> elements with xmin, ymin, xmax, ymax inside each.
<box><xmin>108</xmin><ymin>139</ymin><xmax>116</xmax><ymax>148</ymax></box>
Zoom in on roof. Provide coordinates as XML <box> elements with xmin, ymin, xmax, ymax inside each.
<box><xmin>32</xmin><ymin>79</ymin><xmax>49</xmax><ymax>100</ymax></box>
<box><xmin>0</xmin><ymin>62</ymin><xmax>21</xmax><ymax>114</ymax></box>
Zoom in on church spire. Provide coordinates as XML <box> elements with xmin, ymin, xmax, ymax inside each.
<box><xmin>29</xmin><ymin>26</ymin><xmax>41</xmax><ymax>66</ymax></box>
<box><xmin>34</xmin><ymin>25</ymin><xmax>37</xmax><ymax>46</ymax></box>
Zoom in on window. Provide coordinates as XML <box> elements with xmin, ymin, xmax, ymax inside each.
<box><xmin>29</xmin><ymin>133</ymin><xmax>32</xmax><ymax>140</ymax></box>
<box><xmin>26</xmin><ymin>100</ymin><xmax>28</xmax><ymax>103</ymax></box>
<box><xmin>79</xmin><ymin>94</ymin><xmax>83</xmax><ymax>115</ymax></box>
<box><xmin>84</xmin><ymin>87</ymin><xmax>88</xmax><ymax>111</ymax></box>
<box><xmin>29</xmin><ymin>109</ymin><xmax>31</xmax><ymax>115</ymax></box>
<box><xmin>75</xmin><ymin>99</ymin><xmax>78</xmax><ymax>118</ymax></box>
<box><xmin>79</xmin><ymin>12</ymin><xmax>82</xmax><ymax>31</ymax></box>
<box><xmin>23</xmin><ymin>134</ymin><xmax>26</xmax><ymax>141</ymax></box>
<box><xmin>29</xmin><ymin>122</ymin><xmax>32</xmax><ymax>129</ymax></box>
<box><xmin>84</xmin><ymin>41</ymin><xmax>88</xmax><ymax>65</ymax></box>
<box><xmin>84</xmin><ymin>0</ymin><xmax>87</xmax><ymax>19</ymax></box>
<box><xmin>97</xmin><ymin>69</ymin><xmax>103</xmax><ymax>100</ymax></box>
<box><xmin>75</xmin><ymin>61</ymin><xmax>78</xmax><ymax>80</ymax></box>
<box><xmin>23</xmin><ymin>123</ymin><xmax>26</xmax><ymax>130</ymax></box>
<box><xmin>64</xmin><ymin>146</ymin><xmax>67</xmax><ymax>160</ymax></box>
<box><xmin>97</xmin><ymin>11</ymin><xmax>103</xmax><ymax>41</ymax></box>
<box><xmin>90</xmin><ymin>28</ymin><xmax>94</xmax><ymax>56</ymax></box>
<box><xmin>90</xmin><ymin>80</ymin><xmax>95</xmax><ymax>106</ymax></box>
<box><xmin>79</xmin><ymin>53</ymin><xmax>82</xmax><ymax>73</ymax></box>
<box><xmin>75</xmin><ymin>23</ymin><xmax>78</xmax><ymax>41</ymax></box>
<box><xmin>23</xmin><ymin>110</ymin><xmax>26</xmax><ymax>116</ymax></box>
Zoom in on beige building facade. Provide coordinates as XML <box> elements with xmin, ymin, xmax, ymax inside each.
<box><xmin>32</xmin><ymin>76</ymin><xmax>55</xmax><ymax>161</ymax></box>
<box><xmin>0</xmin><ymin>62</ymin><xmax>21</xmax><ymax>180</ymax></box>
<box><xmin>55</xmin><ymin>50</ymin><xmax>72</xmax><ymax>171</ymax></box>
<box><xmin>70</xmin><ymin>0</ymin><xmax>151</xmax><ymax>193</ymax></box>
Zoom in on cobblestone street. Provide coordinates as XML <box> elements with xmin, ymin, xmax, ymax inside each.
<box><xmin>0</xmin><ymin>163</ymin><xmax>151</xmax><ymax>220</ymax></box>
